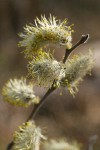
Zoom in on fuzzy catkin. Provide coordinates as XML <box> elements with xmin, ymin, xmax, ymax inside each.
<box><xmin>42</xmin><ymin>139</ymin><xmax>80</xmax><ymax>150</ymax></box>
<box><xmin>61</xmin><ymin>51</ymin><xmax>94</xmax><ymax>96</ymax></box>
<box><xmin>19</xmin><ymin>14</ymin><xmax>73</xmax><ymax>58</ymax></box>
<box><xmin>2</xmin><ymin>78</ymin><xmax>39</xmax><ymax>107</ymax></box>
<box><xmin>13</xmin><ymin>121</ymin><xmax>46</xmax><ymax>150</ymax></box>
<box><xmin>27</xmin><ymin>51</ymin><xmax>65</xmax><ymax>87</ymax></box>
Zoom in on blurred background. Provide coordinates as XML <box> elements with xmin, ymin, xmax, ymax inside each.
<box><xmin>0</xmin><ymin>0</ymin><xmax>100</xmax><ymax>149</ymax></box>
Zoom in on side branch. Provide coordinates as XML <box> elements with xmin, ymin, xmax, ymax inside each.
<box><xmin>26</xmin><ymin>86</ymin><xmax>56</xmax><ymax>121</ymax></box>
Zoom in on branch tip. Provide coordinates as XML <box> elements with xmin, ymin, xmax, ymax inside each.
<box><xmin>81</xmin><ymin>34</ymin><xmax>89</xmax><ymax>44</ymax></box>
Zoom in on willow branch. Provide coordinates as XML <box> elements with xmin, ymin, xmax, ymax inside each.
<box><xmin>6</xmin><ymin>34</ymin><xmax>89</xmax><ymax>150</ymax></box>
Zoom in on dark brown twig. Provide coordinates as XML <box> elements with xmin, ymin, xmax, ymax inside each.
<box><xmin>7</xmin><ymin>142</ymin><xmax>14</xmax><ymax>150</ymax></box>
<box><xmin>27</xmin><ymin>86</ymin><xmax>56</xmax><ymax>121</ymax></box>
<box><xmin>63</xmin><ymin>34</ymin><xmax>89</xmax><ymax>63</ymax></box>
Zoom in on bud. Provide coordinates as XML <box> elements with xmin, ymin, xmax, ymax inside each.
<box><xmin>13</xmin><ymin>121</ymin><xmax>46</xmax><ymax>150</ymax></box>
<box><xmin>43</xmin><ymin>139</ymin><xmax>80</xmax><ymax>150</ymax></box>
<box><xmin>19</xmin><ymin>14</ymin><xmax>73</xmax><ymax>58</ymax></box>
<box><xmin>61</xmin><ymin>51</ymin><xmax>94</xmax><ymax>96</ymax></box>
<box><xmin>2</xmin><ymin>78</ymin><xmax>39</xmax><ymax>107</ymax></box>
<box><xmin>28</xmin><ymin>51</ymin><xmax>65</xmax><ymax>87</ymax></box>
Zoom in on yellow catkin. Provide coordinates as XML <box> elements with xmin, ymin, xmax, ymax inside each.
<box><xmin>2</xmin><ymin>78</ymin><xmax>39</xmax><ymax>107</ymax></box>
<box><xmin>13</xmin><ymin>121</ymin><xmax>46</xmax><ymax>150</ymax></box>
<box><xmin>19</xmin><ymin>14</ymin><xmax>73</xmax><ymax>58</ymax></box>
